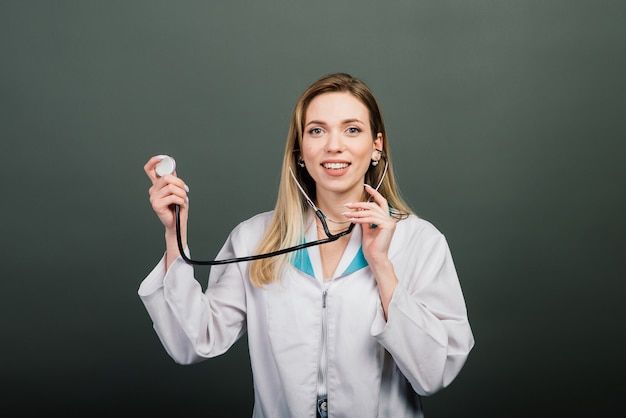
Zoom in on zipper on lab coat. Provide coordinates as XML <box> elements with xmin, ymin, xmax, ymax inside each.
<box><xmin>317</xmin><ymin>286</ymin><xmax>329</xmax><ymax>399</ymax></box>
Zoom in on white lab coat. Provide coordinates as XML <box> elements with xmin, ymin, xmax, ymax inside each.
<box><xmin>138</xmin><ymin>211</ymin><xmax>474</xmax><ymax>418</ymax></box>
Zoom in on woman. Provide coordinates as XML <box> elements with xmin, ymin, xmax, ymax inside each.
<box><xmin>139</xmin><ymin>73</ymin><xmax>474</xmax><ymax>418</ymax></box>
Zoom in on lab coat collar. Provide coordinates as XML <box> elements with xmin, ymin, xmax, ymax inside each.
<box><xmin>292</xmin><ymin>212</ymin><xmax>368</xmax><ymax>280</ymax></box>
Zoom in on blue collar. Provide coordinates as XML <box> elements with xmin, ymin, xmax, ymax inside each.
<box><xmin>292</xmin><ymin>245</ymin><xmax>368</xmax><ymax>277</ymax></box>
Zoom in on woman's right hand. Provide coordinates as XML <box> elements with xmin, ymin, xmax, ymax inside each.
<box><xmin>144</xmin><ymin>155</ymin><xmax>189</xmax><ymax>231</ymax></box>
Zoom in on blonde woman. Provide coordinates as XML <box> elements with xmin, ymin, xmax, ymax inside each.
<box><xmin>140</xmin><ymin>73</ymin><xmax>474</xmax><ymax>418</ymax></box>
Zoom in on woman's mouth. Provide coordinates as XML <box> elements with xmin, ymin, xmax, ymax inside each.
<box><xmin>322</xmin><ymin>162</ymin><xmax>350</xmax><ymax>170</ymax></box>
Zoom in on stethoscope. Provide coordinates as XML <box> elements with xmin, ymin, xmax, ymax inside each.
<box><xmin>155</xmin><ymin>152</ymin><xmax>388</xmax><ymax>265</ymax></box>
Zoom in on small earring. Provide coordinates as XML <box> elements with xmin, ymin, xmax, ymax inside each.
<box><xmin>371</xmin><ymin>149</ymin><xmax>382</xmax><ymax>166</ymax></box>
<box><xmin>298</xmin><ymin>158</ymin><xmax>305</xmax><ymax>168</ymax></box>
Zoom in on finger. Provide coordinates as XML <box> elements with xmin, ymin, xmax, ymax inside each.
<box><xmin>363</xmin><ymin>184</ymin><xmax>388</xmax><ymax>208</ymax></box>
<box><xmin>342</xmin><ymin>209</ymin><xmax>377</xmax><ymax>224</ymax></box>
<box><xmin>148</xmin><ymin>167</ymin><xmax>189</xmax><ymax>196</ymax></box>
<box><xmin>144</xmin><ymin>155</ymin><xmax>171</xmax><ymax>184</ymax></box>
<box><xmin>150</xmin><ymin>191</ymin><xmax>186</xmax><ymax>210</ymax></box>
<box><xmin>149</xmin><ymin>186</ymin><xmax>189</xmax><ymax>219</ymax></box>
<box><xmin>150</xmin><ymin>179</ymin><xmax>189</xmax><ymax>203</ymax></box>
<box><xmin>342</xmin><ymin>205</ymin><xmax>393</xmax><ymax>229</ymax></box>
<box><xmin>342</xmin><ymin>201</ymin><xmax>385</xmax><ymax>217</ymax></box>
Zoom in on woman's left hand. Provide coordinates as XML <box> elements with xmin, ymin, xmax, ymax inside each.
<box><xmin>343</xmin><ymin>184</ymin><xmax>396</xmax><ymax>266</ymax></box>
<box><xmin>344</xmin><ymin>184</ymin><xmax>399</xmax><ymax>319</ymax></box>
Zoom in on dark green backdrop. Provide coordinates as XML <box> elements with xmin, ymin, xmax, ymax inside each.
<box><xmin>2</xmin><ymin>1</ymin><xmax>624</xmax><ymax>416</ymax></box>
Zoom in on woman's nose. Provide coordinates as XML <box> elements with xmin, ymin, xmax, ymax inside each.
<box><xmin>325</xmin><ymin>130</ymin><xmax>343</xmax><ymax>151</ymax></box>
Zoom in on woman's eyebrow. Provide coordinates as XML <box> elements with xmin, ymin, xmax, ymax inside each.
<box><xmin>305</xmin><ymin>119</ymin><xmax>327</xmax><ymax>127</ymax></box>
<box><xmin>305</xmin><ymin>118</ymin><xmax>364</xmax><ymax>127</ymax></box>
<box><xmin>341</xmin><ymin>118</ymin><xmax>365</xmax><ymax>125</ymax></box>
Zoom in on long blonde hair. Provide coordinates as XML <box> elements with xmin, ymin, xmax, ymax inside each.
<box><xmin>249</xmin><ymin>73</ymin><xmax>413</xmax><ymax>286</ymax></box>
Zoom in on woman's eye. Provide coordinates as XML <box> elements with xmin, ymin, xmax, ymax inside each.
<box><xmin>347</xmin><ymin>127</ymin><xmax>361</xmax><ymax>134</ymax></box>
<box><xmin>309</xmin><ymin>128</ymin><xmax>323</xmax><ymax>135</ymax></box>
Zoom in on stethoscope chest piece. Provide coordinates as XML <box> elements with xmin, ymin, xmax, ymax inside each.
<box><xmin>155</xmin><ymin>155</ymin><xmax>176</xmax><ymax>177</ymax></box>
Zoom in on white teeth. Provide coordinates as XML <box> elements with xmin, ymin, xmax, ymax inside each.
<box><xmin>323</xmin><ymin>162</ymin><xmax>349</xmax><ymax>169</ymax></box>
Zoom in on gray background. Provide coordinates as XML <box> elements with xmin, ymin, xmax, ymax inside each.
<box><xmin>1</xmin><ymin>0</ymin><xmax>624</xmax><ymax>416</ymax></box>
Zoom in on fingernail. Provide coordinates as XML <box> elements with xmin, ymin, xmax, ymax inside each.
<box><xmin>363</xmin><ymin>183</ymin><xmax>371</xmax><ymax>188</ymax></box>
<box><xmin>156</xmin><ymin>155</ymin><xmax>166</xmax><ymax>160</ymax></box>
<box><xmin>341</xmin><ymin>211</ymin><xmax>351</xmax><ymax>216</ymax></box>
<box><xmin>343</xmin><ymin>202</ymin><xmax>353</xmax><ymax>206</ymax></box>
<box><xmin>184</xmin><ymin>184</ymin><xmax>190</xmax><ymax>193</ymax></box>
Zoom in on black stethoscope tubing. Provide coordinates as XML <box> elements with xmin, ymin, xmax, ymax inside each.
<box><xmin>175</xmin><ymin>204</ymin><xmax>355</xmax><ymax>265</ymax></box>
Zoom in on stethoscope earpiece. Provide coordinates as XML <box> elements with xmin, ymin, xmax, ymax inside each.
<box><xmin>155</xmin><ymin>155</ymin><xmax>176</xmax><ymax>177</ymax></box>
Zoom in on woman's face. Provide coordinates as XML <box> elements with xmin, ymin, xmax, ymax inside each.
<box><xmin>301</xmin><ymin>91</ymin><xmax>382</xmax><ymax>201</ymax></box>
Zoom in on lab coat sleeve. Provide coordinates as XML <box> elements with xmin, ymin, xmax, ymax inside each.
<box><xmin>138</xmin><ymin>235</ymin><xmax>248</xmax><ymax>365</ymax></box>
<box><xmin>371</xmin><ymin>220</ymin><xmax>475</xmax><ymax>396</ymax></box>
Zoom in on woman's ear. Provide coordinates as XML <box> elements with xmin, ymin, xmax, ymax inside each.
<box><xmin>374</xmin><ymin>132</ymin><xmax>383</xmax><ymax>151</ymax></box>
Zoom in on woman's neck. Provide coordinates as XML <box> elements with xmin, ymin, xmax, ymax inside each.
<box><xmin>315</xmin><ymin>188</ymin><xmax>366</xmax><ymax>224</ymax></box>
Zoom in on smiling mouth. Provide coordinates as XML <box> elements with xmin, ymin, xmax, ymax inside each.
<box><xmin>322</xmin><ymin>162</ymin><xmax>350</xmax><ymax>169</ymax></box>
